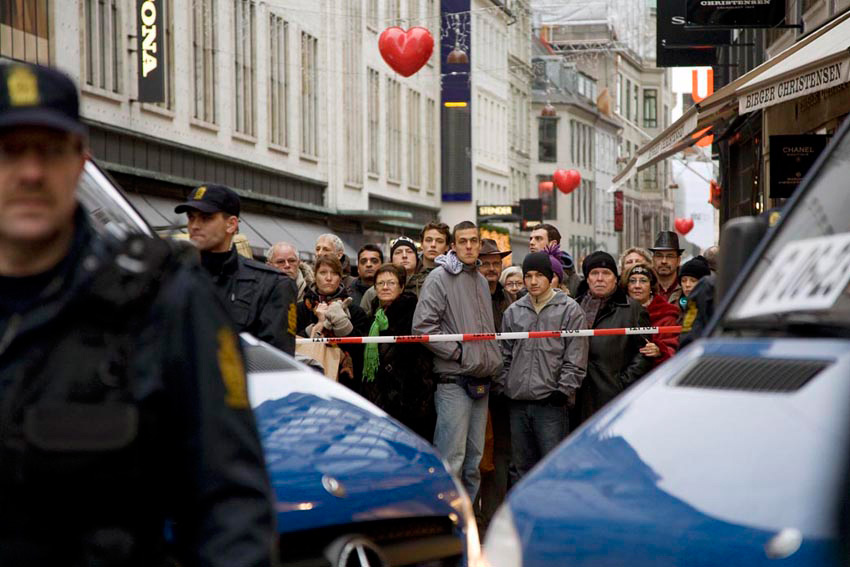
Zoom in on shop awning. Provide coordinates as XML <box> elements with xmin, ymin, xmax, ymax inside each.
<box><xmin>737</xmin><ymin>11</ymin><xmax>850</xmax><ymax>114</ymax></box>
<box><xmin>124</xmin><ymin>192</ymin><xmax>356</xmax><ymax>257</ymax></box>
<box><xmin>611</xmin><ymin>11</ymin><xmax>850</xmax><ymax>190</ymax></box>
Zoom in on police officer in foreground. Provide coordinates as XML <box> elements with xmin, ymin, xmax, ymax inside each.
<box><xmin>175</xmin><ymin>185</ymin><xmax>297</xmax><ymax>355</ymax></box>
<box><xmin>0</xmin><ymin>63</ymin><xmax>275</xmax><ymax>566</ymax></box>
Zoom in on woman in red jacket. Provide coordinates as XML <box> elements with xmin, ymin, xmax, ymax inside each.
<box><xmin>622</xmin><ymin>264</ymin><xmax>680</xmax><ymax>366</ymax></box>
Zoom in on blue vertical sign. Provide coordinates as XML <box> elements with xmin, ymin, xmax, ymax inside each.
<box><xmin>441</xmin><ymin>0</ymin><xmax>472</xmax><ymax>202</ymax></box>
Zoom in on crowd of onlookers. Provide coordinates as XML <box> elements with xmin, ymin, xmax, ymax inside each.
<box><xmin>259</xmin><ymin>218</ymin><xmax>718</xmax><ymax>531</ymax></box>
<box><xmin>171</xmin><ymin>181</ymin><xmax>716</xmax><ymax>532</ymax></box>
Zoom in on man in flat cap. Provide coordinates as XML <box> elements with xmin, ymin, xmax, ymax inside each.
<box><xmin>175</xmin><ymin>184</ymin><xmax>297</xmax><ymax>355</ymax></box>
<box><xmin>0</xmin><ymin>63</ymin><xmax>275</xmax><ymax>566</ymax></box>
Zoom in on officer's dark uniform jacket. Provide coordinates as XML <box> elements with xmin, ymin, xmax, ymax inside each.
<box><xmin>0</xmin><ymin>211</ymin><xmax>275</xmax><ymax>567</ymax></box>
<box><xmin>202</xmin><ymin>246</ymin><xmax>297</xmax><ymax>355</ymax></box>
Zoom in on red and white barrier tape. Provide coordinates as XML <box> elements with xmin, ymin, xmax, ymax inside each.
<box><xmin>296</xmin><ymin>326</ymin><xmax>683</xmax><ymax>345</ymax></box>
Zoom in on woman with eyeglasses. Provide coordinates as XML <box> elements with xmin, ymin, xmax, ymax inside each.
<box><xmin>499</xmin><ymin>266</ymin><xmax>524</xmax><ymax>302</ymax></box>
<box><xmin>621</xmin><ymin>264</ymin><xmax>679</xmax><ymax>367</ymax></box>
<box><xmin>361</xmin><ymin>264</ymin><xmax>435</xmax><ymax>442</ymax></box>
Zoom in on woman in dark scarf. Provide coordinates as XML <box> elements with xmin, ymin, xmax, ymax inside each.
<box><xmin>296</xmin><ymin>254</ymin><xmax>369</xmax><ymax>387</ymax></box>
<box><xmin>361</xmin><ymin>264</ymin><xmax>435</xmax><ymax>442</ymax></box>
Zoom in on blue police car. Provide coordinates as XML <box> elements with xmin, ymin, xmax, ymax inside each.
<box><xmin>482</xmin><ymin>102</ymin><xmax>850</xmax><ymax>567</ymax></box>
<box><xmin>79</xmin><ymin>163</ymin><xmax>482</xmax><ymax>567</ymax></box>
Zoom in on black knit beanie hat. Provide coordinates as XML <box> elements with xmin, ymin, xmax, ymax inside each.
<box><xmin>522</xmin><ymin>252</ymin><xmax>554</xmax><ymax>280</ymax></box>
<box><xmin>390</xmin><ymin>236</ymin><xmax>418</xmax><ymax>259</ymax></box>
<box><xmin>679</xmin><ymin>255</ymin><xmax>711</xmax><ymax>281</ymax></box>
<box><xmin>583</xmin><ymin>251</ymin><xmax>619</xmax><ymax>279</ymax></box>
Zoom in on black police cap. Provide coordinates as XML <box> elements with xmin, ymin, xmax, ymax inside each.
<box><xmin>175</xmin><ymin>184</ymin><xmax>241</xmax><ymax>217</ymax></box>
<box><xmin>0</xmin><ymin>63</ymin><xmax>86</xmax><ymax>136</ymax></box>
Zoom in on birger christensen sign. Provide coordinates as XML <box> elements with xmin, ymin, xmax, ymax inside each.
<box><xmin>686</xmin><ymin>0</ymin><xmax>784</xmax><ymax>28</ymax></box>
<box><xmin>137</xmin><ymin>0</ymin><xmax>164</xmax><ymax>103</ymax></box>
<box><xmin>738</xmin><ymin>59</ymin><xmax>850</xmax><ymax>114</ymax></box>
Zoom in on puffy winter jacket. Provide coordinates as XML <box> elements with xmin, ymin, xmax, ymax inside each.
<box><xmin>497</xmin><ymin>292</ymin><xmax>589</xmax><ymax>401</ymax></box>
<box><xmin>412</xmin><ymin>251</ymin><xmax>502</xmax><ymax>378</ymax></box>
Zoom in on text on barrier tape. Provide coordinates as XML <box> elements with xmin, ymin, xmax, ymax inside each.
<box><xmin>295</xmin><ymin>326</ymin><xmax>683</xmax><ymax>345</ymax></box>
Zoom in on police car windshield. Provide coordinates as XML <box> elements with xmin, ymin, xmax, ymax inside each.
<box><xmin>76</xmin><ymin>161</ymin><xmax>153</xmax><ymax>238</ymax></box>
<box><xmin>724</xmin><ymin>123</ymin><xmax>850</xmax><ymax>327</ymax></box>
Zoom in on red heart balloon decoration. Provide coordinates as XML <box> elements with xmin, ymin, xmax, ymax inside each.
<box><xmin>553</xmin><ymin>169</ymin><xmax>581</xmax><ymax>194</ymax></box>
<box><xmin>378</xmin><ymin>27</ymin><xmax>434</xmax><ymax>77</ymax></box>
<box><xmin>674</xmin><ymin>218</ymin><xmax>695</xmax><ymax>235</ymax></box>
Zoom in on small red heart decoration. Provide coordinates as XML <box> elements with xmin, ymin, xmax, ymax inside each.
<box><xmin>674</xmin><ymin>218</ymin><xmax>694</xmax><ymax>235</ymax></box>
<box><xmin>538</xmin><ymin>181</ymin><xmax>554</xmax><ymax>192</ymax></box>
<box><xmin>378</xmin><ymin>27</ymin><xmax>434</xmax><ymax>77</ymax></box>
<box><xmin>553</xmin><ymin>169</ymin><xmax>581</xmax><ymax>194</ymax></box>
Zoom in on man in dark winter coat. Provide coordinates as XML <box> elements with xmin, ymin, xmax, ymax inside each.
<box><xmin>350</xmin><ymin>243</ymin><xmax>383</xmax><ymax>306</ymax></box>
<box><xmin>176</xmin><ymin>184</ymin><xmax>298</xmax><ymax>355</ymax></box>
<box><xmin>0</xmin><ymin>63</ymin><xmax>274</xmax><ymax>567</ymax></box>
<box><xmin>575</xmin><ymin>251</ymin><xmax>653</xmax><ymax>423</ymax></box>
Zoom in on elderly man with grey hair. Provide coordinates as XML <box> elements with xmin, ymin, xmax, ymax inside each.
<box><xmin>315</xmin><ymin>233</ymin><xmax>355</xmax><ymax>292</ymax></box>
<box><xmin>267</xmin><ymin>241</ymin><xmax>314</xmax><ymax>302</ymax></box>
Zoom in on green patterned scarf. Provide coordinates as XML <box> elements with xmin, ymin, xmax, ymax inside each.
<box><xmin>362</xmin><ymin>307</ymin><xmax>388</xmax><ymax>382</ymax></box>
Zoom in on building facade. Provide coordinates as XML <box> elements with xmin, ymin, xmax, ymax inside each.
<box><xmin>531</xmin><ymin>0</ymin><xmax>674</xmax><ymax>258</ymax></box>
<box><xmin>1</xmin><ymin>0</ymin><xmax>443</xmax><ymax>258</ymax></box>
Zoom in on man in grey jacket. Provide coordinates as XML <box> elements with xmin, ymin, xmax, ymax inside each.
<box><xmin>498</xmin><ymin>251</ymin><xmax>589</xmax><ymax>480</ymax></box>
<box><xmin>413</xmin><ymin>221</ymin><xmax>502</xmax><ymax>500</ymax></box>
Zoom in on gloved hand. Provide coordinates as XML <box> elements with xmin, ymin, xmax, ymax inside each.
<box><xmin>323</xmin><ymin>297</ymin><xmax>354</xmax><ymax>337</ymax></box>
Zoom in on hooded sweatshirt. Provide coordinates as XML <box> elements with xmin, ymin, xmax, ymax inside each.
<box><xmin>412</xmin><ymin>251</ymin><xmax>502</xmax><ymax>378</ymax></box>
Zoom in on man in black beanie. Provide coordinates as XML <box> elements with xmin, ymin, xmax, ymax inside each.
<box><xmin>496</xmin><ymin>252</ymin><xmax>588</xmax><ymax>480</ymax></box>
<box><xmin>574</xmin><ymin>251</ymin><xmax>652</xmax><ymax>423</ymax></box>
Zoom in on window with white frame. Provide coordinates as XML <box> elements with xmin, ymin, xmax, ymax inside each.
<box><xmin>408</xmin><ymin>90</ymin><xmax>421</xmax><ymax>188</ymax></box>
<box><xmin>407</xmin><ymin>0</ymin><xmax>418</xmax><ymax>25</ymax></box>
<box><xmin>388</xmin><ymin>0</ymin><xmax>401</xmax><ymax>24</ymax></box>
<box><xmin>344</xmin><ymin>1</ymin><xmax>362</xmax><ymax>184</ymax></box>
<box><xmin>426</xmin><ymin>97</ymin><xmax>436</xmax><ymax>193</ymax></box>
<box><xmin>301</xmin><ymin>31</ymin><xmax>318</xmax><ymax>157</ymax></box>
<box><xmin>192</xmin><ymin>0</ymin><xmax>216</xmax><ymax>124</ymax></box>
<box><xmin>1</xmin><ymin>0</ymin><xmax>50</xmax><ymax>64</ymax></box>
<box><xmin>643</xmin><ymin>89</ymin><xmax>657</xmax><ymax>128</ymax></box>
<box><xmin>386</xmin><ymin>78</ymin><xmax>402</xmax><ymax>181</ymax></box>
<box><xmin>83</xmin><ymin>0</ymin><xmax>122</xmax><ymax>94</ymax></box>
<box><xmin>367</xmin><ymin>0</ymin><xmax>379</xmax><ymax>29</ymax></box>
<box><xmin>367</xmin><ymin>68</ymin><xmax>380</xmax><ymax>175</ymax></box>
<box><xmin>234</xmin><ymin>0</ymin><xmax>256</xmax><ymax>137</ymax></box>
<box><xmin>268</xmin><ymin>13</ymin><xmax>288</xmax><ymax>147</ymax></box>
<box><xmin>154</xmin><ymin>0</ymin><xmax>174</xmax><ymax>110</ymax></box>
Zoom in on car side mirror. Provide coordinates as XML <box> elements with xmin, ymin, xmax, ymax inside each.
<box><xmin>716</xmin><ymin>216</ymin><xmax>768</xmax><ymax>301</ymax></box>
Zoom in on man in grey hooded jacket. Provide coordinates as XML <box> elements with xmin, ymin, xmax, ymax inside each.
<box><xmin>498</xmin><ymin>251</ymin><xmax>589</xmax><ymax>480</ymax></box>
<box><xmin>413</xmin><ymin>221</ymin><xmax>502</xmax><ymax>500</ymax></box>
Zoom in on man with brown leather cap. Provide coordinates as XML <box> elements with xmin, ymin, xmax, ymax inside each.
<box><xmin>649</xmin><ymin>230</ymin><xmax>684</xmax><ymax>305</ymax></box>
<box><xmin>0</xmin><ymin>63</ymin><xmax>275</xmax><ymax>566</ymax></box>
<box><xmin>175</xmin><ymin>184</ymin><xmax>297</xmax><ymax>355</ymax></box>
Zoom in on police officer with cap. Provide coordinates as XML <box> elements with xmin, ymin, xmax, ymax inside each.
<box><xmin>175</xmin><ymin>185</ymin><xmax>297</xmax><ymax>355</ymax></box>
<box><xmin>0</xmin><ymin>63</ymin><xmax>276</xmax><ymax>566</ymax></box>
